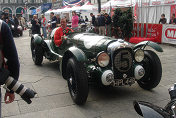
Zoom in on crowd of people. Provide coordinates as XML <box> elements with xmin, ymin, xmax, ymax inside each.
<box><xmin>159</xmin><ymin>13</ymin><xmax>176</xmax><ymax>24</ymax></box>
<box><xmin>90</xmin><ymin>12</ymin><xmax>112</xmax><ymax>36</ymax></box>
<box><xmin>0</xmin><ymin>12</ymin><xmax>26</xmax><ymax>37</ymax></box>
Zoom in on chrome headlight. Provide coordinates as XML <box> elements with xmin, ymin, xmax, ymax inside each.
<box><xmin>97</xmin><ymin>52</ymin><xmax>110</xmax><ymax>67</ymax></box>
<box><xmin>135</xmin><ymin>49</ymin><xmax>144</xmax><ymax>62</ymax></box>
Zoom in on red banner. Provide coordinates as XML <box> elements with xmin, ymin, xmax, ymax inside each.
<box><xmin>132</xmin><ymin>23</ymin><xmax>163</xmax><ymax>43</ymax></box>
<box><xmin>171</xmin><ymin>5</ymin><xmax>176</xmax><ymax>18</ymax></box>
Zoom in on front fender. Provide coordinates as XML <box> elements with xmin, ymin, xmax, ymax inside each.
<box><xmin>133</xmin><ymin>41</ymin><xmax>163</xmax><ymax>52</ymax></box>
<box><xmin>61</xmin><ymin>46</ymin><xmax>87</xmax><ymax>79</ymax></box>
<box><xmin>133</xmin><ymin>101</ymin><xmax>170</xmax><ymax>118</ymax></box>
<box><xmin>32</xmin><ymin>34</ymin><xmax>43</xmax><ymax>45</ymax></box>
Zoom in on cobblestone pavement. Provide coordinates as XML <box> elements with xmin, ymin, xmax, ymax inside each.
<box><xmin>1</xmin><ymin>30</ymin><xmax>176</xmax><ymax>118</ymax></box>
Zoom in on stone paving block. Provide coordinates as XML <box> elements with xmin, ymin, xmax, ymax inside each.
<box><xmin>4</xmin><ymin>105</ymin><xmax>87</xmax><ymax>118</ymax></box>
<box><xmin>101</xmin><ymin>109</ymin><xmax>141</xmax><ymax>118</ymax></box>
<box><xmin>32</xmin><ymin>77</ymin><xmax>68</xmax><ymax>97</ymax></box>
<box><xmin>2</xmin><ymin>101</ymin><xmax>20</xmax><ymax>117</ymax></box>
<box><xmin>18</xmin><ymin>74</ymin><xmax>44</xmax><ymax>83</ymax></box>
<box><xmin>18</xmin><ymin>93</ymin><xmax>73</xmax><ymax>114</ymax></box>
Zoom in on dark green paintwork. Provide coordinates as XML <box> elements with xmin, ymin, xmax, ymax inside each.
<box><xmin>133</xmin><ymin>41</ymin><xmax>163</xmax><ymax>52</ymax></box>
<box><xmin>33</xmin><ymin>34</ymin><xmax>43</xmax><ymax>45</ymax></box>
<box><xmin>67</xmin><ymin>47</ymin><xmax>87</xmax><ymax>62</ymax></box>
<box><xmin>67</xmin><ymin>33</ymin><xmax>116</xmax><ymax>58</ymax></box>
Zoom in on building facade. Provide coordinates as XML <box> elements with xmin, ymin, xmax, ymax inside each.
<box><xmin>0</xmin><ymin>0</ymin><xmax>53</xmax><ymax>18</ymax></box>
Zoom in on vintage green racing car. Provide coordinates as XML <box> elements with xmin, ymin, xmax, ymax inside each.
<box><xmin>30</xmin><ymin>29</ymin><xmax>163</xmax><ymax>105</ymax></box>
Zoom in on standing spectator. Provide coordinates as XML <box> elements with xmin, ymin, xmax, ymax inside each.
<box><xmin>31</xmin><ymin>15</ymin><xmax>41</xmax><ymax>34</ymax></box>
<box><xmin>50</xmin><ymin>12</ymin><xmax>57</xmax><ymax>30</ymax></box>
<box><xmin>159</xmin><ymin>14</ymin><xmax>167</xmax><ymax>24</ymax></box>
<box><xmin>169</xmin><ymin>14</ymin><xmax>176</xmax><ymax>24</ymax></box>
<box><xmin>90</xmin><ymin>13</ymin><xmax>96</xmax><ymax>26</ymax></box>
<box><xmin>85</xmin><ymin>16</ymin><xmax>88</xmax><ymax>22</ymax></box>
<box><xmin>41</xmin><ymin>14</ymin><xmax>47</xmax><ymax>39</ymax></box>
<box><xmin>56</xmin><ymin>14</ymin><xmax>60</xmax><ymax>27</ymax></box>
<box><xmin>2</xmin><ymin>12</ymin><xmax>14</xmax><ymax>30</ymax></box>
<box><xmin>79</xmin><ymin>16</ymin><xmax>85</xmax><ymax>24</ymax></box>
<box><xmin>97</xmin><ymin>13</ymin><xmax>105</xmax><ymax>35</ymax></box>
<box><xmin>71</xmin><ymin>11</ymin><xmax>79</xmax><ymax>31</ymax></box>
<box><xmin>12</xmin><ymin>15</ymin><xmax>19</xmax><ymax>37</ymax></box>
<box><xmin>21</xmin><ymin>16</ymin><xmax>26</xmax><ymax>29</ymax></box>
<box><xmin>90</xmin><ymin>13</ymin><xmax>98</xmax><ymax>33</ymax></box>
<box><xmin>104</xmin><ymin>13</ymin><xmax>112</xmax><ymax>36</ymax></box>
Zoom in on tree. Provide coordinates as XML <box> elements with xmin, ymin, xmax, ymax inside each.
<box><xmin>112</xmin><ymin>8</ymin><xmax>134</xmax><ymax>39</ymax></box>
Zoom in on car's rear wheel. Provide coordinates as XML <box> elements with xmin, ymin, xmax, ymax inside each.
<box><xmin>66</xmin><ymin>58</ymin><xmax>89</xmax><ymax>105</ymax></box>
<box><xmin>31</xmin><ymin>39</ymin><xmax>43</xmax><ymax>65</ymax></box>
<box><xmin>137</xmin><ymin>50</ymin><xmax>162</xmax><ymax>90</ymax></box>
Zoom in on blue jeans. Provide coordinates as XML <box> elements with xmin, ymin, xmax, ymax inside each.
<box><xmin>42</xmin><ymin>27</ymin><xmax>47</xmax><ymax>38</ymax></box>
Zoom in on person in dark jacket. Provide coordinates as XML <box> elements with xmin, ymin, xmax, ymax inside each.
<box><xmin>50</xmin><ymin>12</ymin><xmax>57</xmax><ymax>30</ymax></box>
<box><xmin>159</xmin><ymin>14</ymin><xmax>167</xmax><ymax>24</ymax></box>
<box><xmin>31</xmin><ymin>15</ymin><xmax>41</xmax><ymax>34</ymax></box>
<box><xmin>12</xmin><ymin>15</ymin><xmax>19</xmax><ymax>37</ymax></box>
<box><xmin>169</xmin><ymin>14</ymin><xmax>176</xmax><ymax>24</ymax></box>
<box><xmin>85</xmin><ymin>16</ymin><xmax>88</xmax><ymax>22</ymax></box>
<box><xmin>97</xmin><ymin>13</ymin><xmax>105</xmax><ymax>35</ymax></box>
<box><xmin>56</xmin><ymin>14</ymin><xmax>60</xmax><ymax>27</ymax></box>
<box><xmin>90</xmin><ymin>13</ymin><xmax>96</xmax><ymax>26</ymax></box>
<box><xmin>0</xmin><ymin>19</ymin><xmax>20</xmax><ymax>117</ymax></box>
<box><xmin>1</xmin><ymin>12</ymin><xmax>14</xmax><ymax>30</ymax></box>
<box><xmin>104</xmin><ymin>13</ymin><xmax>112</xmax><ymax>36</ymax></box>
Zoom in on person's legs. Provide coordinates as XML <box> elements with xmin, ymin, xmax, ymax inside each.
<box><xmin>107</xmin><ymin>24</ymin><xmax>111</xmax><ymax>37</ymax></box>
<box><xmin>99</xmin><ymin>27</ymin><xmax>101</xmax><ymax>35</ymax></box>
<box><xmin>42</xmin><ymin>27</ymin><xmax>47</xmax><ymax>38</ymax></box>
<box><xmin>43</xmin><ymin>27</ymin><xmax>47</xmax><ymax>39</ymax></box>
<box><xmin>102</xmin><ymin>26</ymin><xmax>105</xmax><ymax>36</ymax></box>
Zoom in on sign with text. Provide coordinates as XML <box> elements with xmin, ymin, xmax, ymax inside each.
<box><xmin>162</xmin><ymin>25</ymin><xmax>176</xmax><ymax>44</ymax></box>
<box><xmin>133</xmin><ymin>23</ymin><xmax>163</xmax><ymax>43</ymax></box>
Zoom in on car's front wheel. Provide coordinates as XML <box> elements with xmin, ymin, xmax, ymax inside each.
<box><xmin>31</xmin><ymin>39</ymin><xmax>43</xmax><ymax>65</ymax></box>
<box><xmin>66</xmin><ymin>58</ymin><xmax>89</xmax><ymax>105</ymax></box>
<box><xmin>137</xmin><ymin>50</ymin><xmax>162</xmax><ymax>90</ymax></box>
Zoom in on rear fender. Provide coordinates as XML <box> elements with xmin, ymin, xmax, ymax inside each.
<box><xmin>133</xmin><ymin>41</ymin><xmax>163</xmax><ymax>52</ymax></box>
<box><xmin>133</xmin><ymin>101</ymin><xmax>170</xmax><ymax>118</ymax></box>
<box><xmin>61</xmin><ymin>47</ymin><xmax>87</xmax><ymax>79</ymax></box>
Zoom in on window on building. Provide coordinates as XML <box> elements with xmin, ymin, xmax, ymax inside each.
<box><xmin>4</xmin><ymin>0</ymin><xmax>8</xmax><ymax>3</ymax></box>
<box><xmin>18</xmin><ymin>0</ymin><xmax>23</xmax><ymax>3</ymax></box>
<box><xmin>30</xmin><ymin>0</ymin><xmax>34</xmax><ymax>3</ymax></box>
<box><xmin>10</xmin><ymin>0</ymin><xmax>15</xmax><ymax>3</ymax></box>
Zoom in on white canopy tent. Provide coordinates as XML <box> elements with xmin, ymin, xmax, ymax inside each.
<box><xmin>79</xmin><ymin>1</ymin><xmax>98</xmax><ymax>11</ymax></box>
<box><xmin>101</xmin><ymin>0</ymin><xmax>175</xmax><ymax>24</ymax></box>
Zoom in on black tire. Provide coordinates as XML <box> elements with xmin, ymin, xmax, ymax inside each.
<box><xmin>31</xmin><ymin>39</ymin><xmax>43</xmax><ymax>65</ymax></box>
<box><xmin>66</xmin><ymin>58</ymin><xmax>89</xmax><ymax>105</ymax></box>
<box><xmin>137</xmin><ymin>50</ymin><xmax>162</xmax><ymax>90</ymax></box>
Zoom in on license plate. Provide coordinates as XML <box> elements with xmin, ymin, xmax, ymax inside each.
<box><xmin>112</xmin><ymin>78</ymin><xmax>135</xmax><ymax>87</ymax></box>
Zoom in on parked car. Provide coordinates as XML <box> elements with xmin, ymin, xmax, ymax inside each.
<box><xmin>30</xmin><ymin>29</ymin><xmax>163</xmax><ymax>105</ymax></box>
